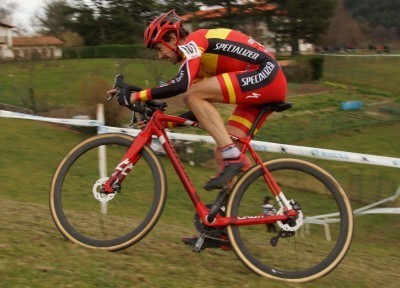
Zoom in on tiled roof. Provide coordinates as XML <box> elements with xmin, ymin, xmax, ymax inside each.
<box><xmin>181</xmin><ymin>4</ymin><xmax>278</xmax><ymax>22</ymax></box>
<box><xmin>13</xmin><ymin>36</ymin><xmax>64</xmax><ymax>46</ymax></box>
<box><xmin>0</xmin><ymin>21</ymin><xmax>14</xmax><ymax>28</ymax></box>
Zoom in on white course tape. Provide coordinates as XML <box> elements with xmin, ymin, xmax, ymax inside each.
<box><xmin>98</xmin><ymin>125</ymin><xmax>400</xmax><ymax>169</ymax></box>
<box><xmin>2</xmin><ymin>109</ymin><xmax>400</xmax><ymax>168</ymax></box>
<box><xmin>0</xmin><ymin>110</ymin><xmax>101</xmax><ymax>127</ymax></box>
<box><xmin>316</xmin><ymin>53</ymin><xmax>400</xmax><ymax>57</ymax></box>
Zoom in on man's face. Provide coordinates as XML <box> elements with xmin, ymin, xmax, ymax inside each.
<box><xmin>154</xmin><ymin>35</ymin><xmax>179</xmax><ymax>65</ymax></box>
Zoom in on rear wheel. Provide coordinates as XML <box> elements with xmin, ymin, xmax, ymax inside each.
<box><xmin>49</xmin><ymin>133</ymin><xmax>167</xmax><ymax>251</ymax></box>
<box><xmin>227</xmin><ymin>158</ymin><xmax>353</xmax><ymax>282</ymax></box>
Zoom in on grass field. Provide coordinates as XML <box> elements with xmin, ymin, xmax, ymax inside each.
<box><xmin>0</xmin><ymin>57</ymin><xmax>399</xmax><ymax>287</ymax></box>
<box><xmin>0</xmin><ymin>58</ymin><xmax>176</xmax><ymax>107</ymax></box>
<box><xmin>0</xmin><ymin>118</ymin><xmax>399</xmax><ymax>287</ymax></box>
<box><xmin>323</xmin><ymin>54</ymin><xmax>400</xmax><ymax>95</ymax></box>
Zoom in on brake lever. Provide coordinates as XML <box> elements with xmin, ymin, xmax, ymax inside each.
<box><xmin>128</xmin><ymin>112</ymin><xmax>137</xmax><ymax>126</ymax></box>
<box><xmin>106</xmin><ymin>82</ymin><xmax>118</xmax><ymax>101</ymax></box>
<box><xmin>107</xmin><ymin>90</ymin><xmax>117</xmax><ymax>101</ymax></box>
<box><xmin>107</xmin><ymin>74</ymin><xmax>124</xmax><ymax>101</ymax></box>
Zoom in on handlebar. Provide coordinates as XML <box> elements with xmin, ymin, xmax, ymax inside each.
<box><xmin>108</xmin><ymin>74</ymin><xmax>168</xmax><ymax>124</ymax></box>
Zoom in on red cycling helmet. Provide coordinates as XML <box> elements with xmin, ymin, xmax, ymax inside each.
<box><xmin>144</xmin><ymin>10</ymin><xmax>183</xmax><ymax>50</ymax></box>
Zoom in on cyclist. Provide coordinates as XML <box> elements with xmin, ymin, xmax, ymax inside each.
<box><xmin>108</xmin><ymin>10</ymin><xmax>287</xmax><ymax>191</ymax></box>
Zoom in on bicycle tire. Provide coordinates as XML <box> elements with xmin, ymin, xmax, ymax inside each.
<box><xmin>227</xmin><ymin>158</ymin><xmax>353</xmax><ymax>282</ymax></box>
<box><xmin>49</xmin><ymin>133</ymin><xmax>167</xmax><ymax>251</ymax></box>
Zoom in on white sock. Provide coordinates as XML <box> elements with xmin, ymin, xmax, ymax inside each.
<box><xmin>220</xmin><ymin>144</ymin><xmax>240</xmax><ymax>160</ymax></box>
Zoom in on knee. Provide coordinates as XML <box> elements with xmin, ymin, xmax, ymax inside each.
<box><xmin>182</xmin><ymin>91</ymin><xmax>197</xmax><ymax>107</ymax></box>
<box><xmin>182</xmin><ymin>92</ymin><xmax>190</xmax><ymax>106</ymax></box>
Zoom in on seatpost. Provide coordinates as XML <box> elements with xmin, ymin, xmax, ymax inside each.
<box><xmin>247</xmin><ymin>106</ymin><xmax>270</xmax><ymax>139</ymax></box>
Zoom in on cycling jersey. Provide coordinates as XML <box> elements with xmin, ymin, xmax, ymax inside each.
<box><xmin>133</xmin><ymin>28</ymin><xmax>287</xmax><ymax>134</ymax></box>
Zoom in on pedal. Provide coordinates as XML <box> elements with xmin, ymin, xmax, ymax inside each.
<box><xmin>193</xmin><ymin>234</ymin><xmax>206</xmax><ymax>253</ymax></box>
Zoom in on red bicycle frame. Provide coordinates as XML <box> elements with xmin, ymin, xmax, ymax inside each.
<box><xmin>103</xmin><ymin>109</ymin><xmax>297</xmax><ymax>228</ymax></box>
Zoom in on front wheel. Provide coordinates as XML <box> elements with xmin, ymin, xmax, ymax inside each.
<box><xmin>227</xmin><ymin>158</ymin><xmax>353</xmax><ymax>282</ymax></box>
<box><xmin>49</xmin><ymin>133</ymin><xmax>167</xmax><ymax>251</ymax></box>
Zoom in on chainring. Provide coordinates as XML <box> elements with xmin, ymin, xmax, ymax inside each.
<box><xmin>193</xmin><ymin>204</ymin><xmax>226</xmax><ymax>237</ymax></box>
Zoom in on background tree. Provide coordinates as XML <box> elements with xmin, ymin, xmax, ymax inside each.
<box><xmin>163</xmin><ymin>0</ymin><xmax>200</xmax><ymax>16</ymax></box>
<box><xmin>344</xmin><ymin>0</ymin><xmax>400</xmax><ymax>31</ymax></box>
<box><xmin>193</xmin><ymin>0</ymin><xmax>275</xmax><ymax>37</ymax></box>
<box><xmin>0</xmin><ymin>0</ymin><xmax>18</xmax><ymax>23</ymax></box>
<box><xmin>344</xmin><ymin>0</ymin><xmax>400</xmax><ymax>41</ymax></box>
<box><xmin>199</xmin><ymin>0</ymin><xmax>236</xmax><ymax>28</ymax></box>
<box><xmin>267</xmin><ymin>0</ymin><xmax>336</xmax><ymax>55</ymax></box>
<box><xmin>38</xmin><ymin>0</ymin><xmax>160</xmax><ymax>46</ymax></box>
<box><xmin>321</xmin><ymin>0</ymin><xmax>366</xmax><ymax>48</ymax></box>
<box><xmin>199</xmin><ymin>0</ymin><xmax>266</xmax><ymax>29</ymax></box>
<box><xmin>0</xmin><ymin>0</ymin><xmax>29</xmax><ymax>34</ymax></box>
<box><xmin>38</xmin><ymin>0</ymin><xmax>75</xmax><ymax>39</ymax></box>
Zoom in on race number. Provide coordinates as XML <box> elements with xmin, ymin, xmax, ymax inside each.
<box><xmin>178</xmin><ymin>41</ymin><xmax>201</xmax><ymax>60</ymax></box>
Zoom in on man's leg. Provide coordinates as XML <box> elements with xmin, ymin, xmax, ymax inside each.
<box><xmin>213</xmin><ymin>125</ymin><xmax>247</xmax><ymax>167</ymax></box>
<box><xmin>183</xmin><ymin>77</ymin><xmax>231</xmax><ymax>148</ymax></box>
<box><xmin>183</xmin><ymin>77</ymin><xmax>249</xmax><ymax>190</ymax></box>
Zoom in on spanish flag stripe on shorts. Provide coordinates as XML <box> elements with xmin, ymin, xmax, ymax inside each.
<box><xmin>221</xmin><ymin>73</ymin><xmax>236</xmax><ymax>103</ymax></box>
<box><xmin>228</xmin><ymin>115</ymin><xmax>252</xmax><ymax>130</ymax></box>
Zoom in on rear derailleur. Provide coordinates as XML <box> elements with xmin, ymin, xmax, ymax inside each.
<box><xmin>270</xmin><ymin>230</ymin><xmax>296</xmax><ymax>247</ymax></box>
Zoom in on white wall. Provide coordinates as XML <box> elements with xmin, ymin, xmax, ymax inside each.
<box><xmin>0</xmin><ymin>26</ymin><xmax>14</xmax><ymax>59</ymax></box>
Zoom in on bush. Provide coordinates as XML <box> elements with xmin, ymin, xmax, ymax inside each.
<box><xmin>281</xmin><ymin>61</ymin><xmax>312</xmax><ymax>83</ymax></box>
<box><xmin>309</xmin><ymin>56</ymin><xmax>324</xmax><ymax>80</ymax></box>
<box><xmin>79</xmin><ymin>75</ymin><xmax>125</xmax><ymax>128</ymax></box>
<box><xmin>279</xmin><ymin>55</ymin><xmax>325</xmax><ymax>82</ymax></box>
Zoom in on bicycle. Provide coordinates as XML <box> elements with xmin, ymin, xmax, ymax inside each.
<box><xmin>49</xmin><ymin>75</ymin><xmax>353</xmax><ymax>283</ymax></box>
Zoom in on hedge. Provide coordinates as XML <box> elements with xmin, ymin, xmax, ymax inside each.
<box><xmin>278</xmin><ymin>55</ymin><xmax>325</xmax><ymax>82</ymax></box>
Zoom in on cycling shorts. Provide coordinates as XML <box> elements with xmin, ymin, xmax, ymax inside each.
<box><xmin>217</xmin><ymin>65</ymin><xmax>287</xmax><ymax>135</ymax></box>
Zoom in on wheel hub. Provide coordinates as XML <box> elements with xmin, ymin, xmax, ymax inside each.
<box><xmin>92</xmin><ymin>177</ymin><xmax>117</xmax><ymax>202</ymax></box>
<box><xmin>276</xmin><ymin>208</ymin><xmax>304</xmax><ymax>232</ymax></box>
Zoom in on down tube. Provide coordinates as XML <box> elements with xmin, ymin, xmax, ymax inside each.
<box><xmin>156</xmin><ymin>132</ymin><xmax>205</xmax><ymax>210</ymax></box>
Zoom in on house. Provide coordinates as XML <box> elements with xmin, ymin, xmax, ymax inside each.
<box><xmin>0</xmin><ymin>21</ymin><xmax>63</xmax><ymax>60</ymax></box>
<box><xmin>13</xmin><ymin>36</ymin><xmax>64</xmax><ymax>59</ymax></box>
<box><xmin>0</xmin><ymin>21</ymin><xmax>14</xmax><ymax>58</ymax></box>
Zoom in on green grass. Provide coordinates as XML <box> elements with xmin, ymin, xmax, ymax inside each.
<box><xmin>0</xmin><ymin>58</ymin><xmax>176</xmax><ymax>107</ymax></box>
<box><xmin>0</xmin><ymin>57</ymin><xmax>399</xmax><ymax>287</ymax></box>
<box><xmin>323</xmin><ymin>55</ymin><xmax>400</xmax><ymax>96</ymax></box>
<box><xmin>0</xmin><ymin>117</ymin><xmax>399</xmax><ymax>287</ymax></box>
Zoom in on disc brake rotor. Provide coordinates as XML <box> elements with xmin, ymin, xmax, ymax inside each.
<box><xmin>276</xmin><ymin>208</ymin><xmax>304</xmax><ymax>232</ymax></box>
<box><xmin>92</xmin><ymin>177</ymin><xmax>117</xmax><ymax>202</ymax></box>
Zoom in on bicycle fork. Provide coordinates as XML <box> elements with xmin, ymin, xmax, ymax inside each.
<box><xmin>102</xmin><ymin>130</ymin><xmax>152</xmax><ymax>194</ymax></box>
